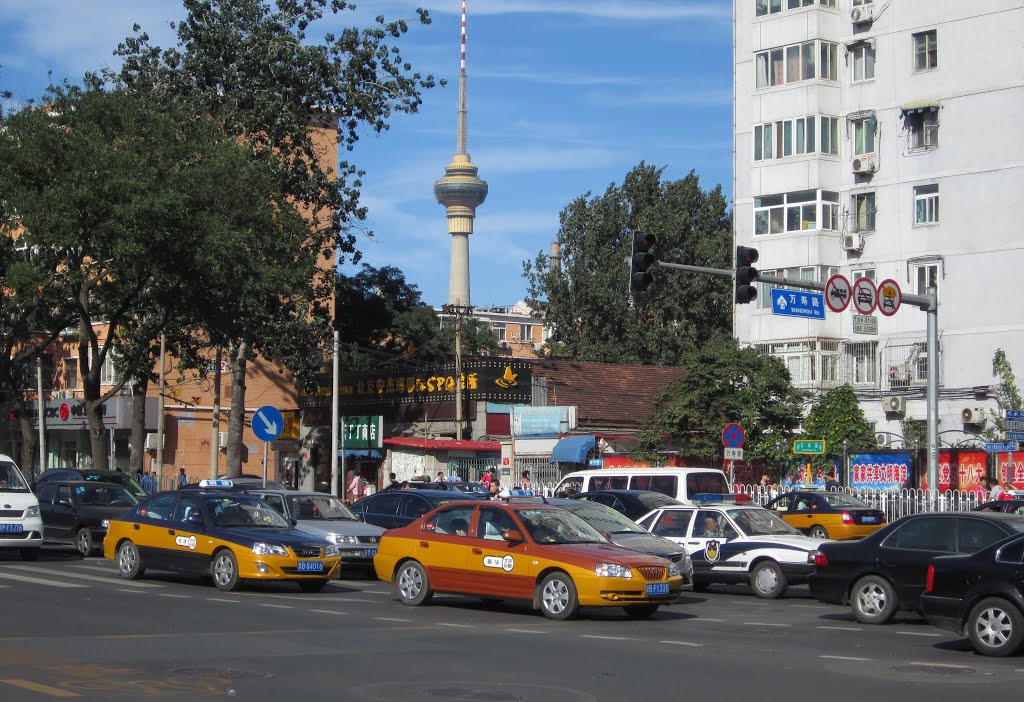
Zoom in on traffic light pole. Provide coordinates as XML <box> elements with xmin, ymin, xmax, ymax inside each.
<box><xmin>655</xmin><ymin>260</ymin><xmax>940</xmax><ymax>503</ymax></box>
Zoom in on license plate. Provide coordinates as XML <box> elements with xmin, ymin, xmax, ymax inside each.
<box><xmin>362</xmin><ymin>548</ymin><xmax>377</xmax><ymax>558</ymax></box>
<box><xmin>645</xmin><ymin>582</ymin><xmax>670</xmax><ymax>595</ymax></box>
<box><xmin>861</xmin><ymin>516</ymin><xmax>877</xmax><ymax>523</ymax></box>
<box><xmin>296</xmin><ymin>561</ymin><xmax>324</xmax><ymax>573</ymax></box>
<box><xmin>0</xmin><ymin>524</ymin><xmax>23</xmax><ymax>533</ymax></box>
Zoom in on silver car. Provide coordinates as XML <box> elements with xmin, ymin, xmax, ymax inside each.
<box><xmin>250</xmin><ymin>490</ymin><xmax>385</xmax><ymax>569</ymax></box>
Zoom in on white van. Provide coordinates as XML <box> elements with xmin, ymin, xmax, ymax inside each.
<box><xmin>552</xmin><ymin>467</ymin><xmax>735</xmax><ymax>505</ymax></box>
<box><xmin>0</xmin><ymin>454</ymin><xmax>44</xmax><ymax>560</ymax></box>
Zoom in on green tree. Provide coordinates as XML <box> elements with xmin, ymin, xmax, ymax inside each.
<box><xmin>634</xmin><ymin>337</ymin><xmax>806</xmax><ymax>466</ymax></box>
<box><xmin>801</xmin><ymin>385</ymin><xmax>877</xmax><ymax>476</ymax></box>
<box><xmin>984</xmin><ymin>348</ymin><xmax>1023</xmax><ymax>441</ymax></box>
<box><xmin>523</xmin><ymin>163</ymin><xmax>732</xmax><ymax>366</ymax></box>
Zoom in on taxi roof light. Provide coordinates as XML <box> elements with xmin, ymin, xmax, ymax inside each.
<box><xmin>199</xmin><ymin>479</ymin><xmax>234</xmax><ymax>488</ymax></box>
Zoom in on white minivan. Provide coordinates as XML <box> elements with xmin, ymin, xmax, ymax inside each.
<box><xmin>552</xmin><ymin>467</ymin><xmax>736</xmax><ymax>505</ymax></box>
<box><xmin>0</xmin><ymin>454</ymin><xmax>44</xmax><ymax>560</ymax></box>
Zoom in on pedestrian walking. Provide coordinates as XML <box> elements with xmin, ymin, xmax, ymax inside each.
<box><xmin>990</xmin><ymin>477</ymin><xmax>1007</xmax><ymax>501</ymax></box>
<box><xmin>348</xmin><ymin>471</ymin><xmax>367</xmax><ymax>504</ymax></box>
<box><xmin>520</xmin><ymin>470</ymin><xmax>532</xmax><ymax>491</ymax></box>
<box><xmin>481</xmin><ymin>467</ymin><xmax>495</xmax><ymax>489</ymax></box>
<box><xmin>140</xmin><ymin>470</ymin><xmax>158</xmax><ymax>495</ymax></box>
<box><xmin>176</xmin><ymin>467</ymin><xmax>189</xmax><ymax>489</ymax></box>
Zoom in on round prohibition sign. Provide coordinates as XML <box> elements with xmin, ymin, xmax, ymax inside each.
<box><xmin>722</xmin><ymin>423</ymin><xmax>745</xmax><ymax>448</ymax></box>
<box><xmin>825</xmin><ymin>274</ymin><xmax>852</xmax><ymax>313</ymax></box>
<box><xmin>852</xmin><ymin>277</ymin><xmax>878</xmax><ymax>315</ymax></box>
<box><xmin>876</xmin><ymin>279</ymin><xmax>902</xmax><ymax>316</ymax></box>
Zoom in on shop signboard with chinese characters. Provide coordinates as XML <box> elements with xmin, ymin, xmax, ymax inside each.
<box><xmin>341</xmin><ymin>416</ymin><xmax>383</xmax><ymax>448</ymax></box>
<box><xmin>849</xmin><ymin>452</ymin><xmax>912</xmax><ymax>490</ymax></box>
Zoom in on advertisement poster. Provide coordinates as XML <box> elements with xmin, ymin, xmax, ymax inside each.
<box><xmin>780</xmin><ymin>460</ymin><xmax>839</xmax><ymax>488</ymax></box>
<box><xmin>958</xmin><ymin>450</ymin><xmax>987</xmax><ymax>492</ymax></box>
<box><xmin>850</xmin><ymin>453</ymin><xmax>911</xmax><ymax>490</ymax></box>
<box><xmin>999</xmin><ymin>451</ymin><xmax>1024</xmax><ymax>487</ymax></box>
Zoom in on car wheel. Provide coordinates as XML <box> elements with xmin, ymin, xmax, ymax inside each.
<box><xmin>539</xmin><ymin>571</ymin><xmax>580</xmax><ymax>620</ymax></box>
<box><xmin>74</xmin><ymin>527</ymin><xmax>94</xmax><ymax>557</ymax></box>
<box><xmin>967</xmin><ymin>597</ymin><xmax>1024</xmax><ymax>657</ymax></box>
<box><xmin>624</xmin><ymin>604</ymin><xmax>660</xmax><ymax>619</ymax></box>
<box><xmin>298</xmin><ymin>580</ymin><xmax>328</xmax><ymax>594</ymax></box>
<box><xmin>211</xmin><ymin>549</ymin><xmax>241</xmax><ymax>592</ymax></box>
<box><xmin>850</xmin><ymin>575</ymin><xmax>897</xmax><ymax>624</ymax></box>
<box><xmin>750</xmin><ymin>560</ymin><xmax>787</xmax><ymax>599</ymax></box>
<box><xmin>809</xmin><ymin>525</ymin><xmax>829</xmax><ymax>540</ymax></box>
<box><xmin>19</xmin><ymin>547</ymin><xmax>40</xmax><ymax>562</ymax></box>
<box><xmin>395</xmin><ymin>560</ymin><xmax>433</xmax><ymax>606</ymax></box>
<box><xmin>116</xmin><ymin>540</ymin><xmax>145</xmax><ymax>580</ymax></box>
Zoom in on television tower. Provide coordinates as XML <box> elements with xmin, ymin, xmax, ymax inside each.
<box><xmin>434</xmin><ymin>0</ymin><xmax>488</xmax><ymax>306</ymax></box>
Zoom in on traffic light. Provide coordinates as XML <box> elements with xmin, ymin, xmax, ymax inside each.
<box><xmin>735</xmin><ymin>245</ymin><xmax>759</xmax><ymax>304</ymax></box>
<box><xmin>630</xmin><ymin>232</ymin><xmax>657</xmax><ymax>292</ymax></box>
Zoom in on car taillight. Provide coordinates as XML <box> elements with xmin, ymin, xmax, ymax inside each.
<box><xmin>814</xmin><ymin>550</ymin><xmax>828</xmax><ymax>568</ymax></box>
<box><xmin>841</xmin><ymin>511</ymin><xmax>853</xmax><ymax>524</ymax></box>
<box><xmin>925</xmin><ymin>563</ymin><xmax>935</xmax><ymax>593</ymax></box>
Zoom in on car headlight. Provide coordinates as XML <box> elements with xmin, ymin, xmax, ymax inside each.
<box><xmin>667</xmin><ymin>562</ymin><xmax>681</xmax><ymax>577</ymax></box>
<box><xmin>25</xmin><ymin>505</ymin><xmax>39</xmax><ymax>518</ymax></box>
<box><xmin>595</xmin><ymin>563</ymin><xmax>633</xmax><ymax>578</ymax></box>
<box><xmin>323</xmin><ymin>545</ymin><xmax>339</xmax><ymax>557</ymax></box>
<box><xmin>251</xmin><ymin>542</ymin><xmax>288</xmax><ymax>556</ymax></box>
<box><xmin>331</xmin><ymin>534</ymin><xmax>359</xmax><ymax>545</ymax></box>
<box><xmin>100</xmin><ymin>519</ymin><xmax>110</xmax><ymax>528</ymax></box>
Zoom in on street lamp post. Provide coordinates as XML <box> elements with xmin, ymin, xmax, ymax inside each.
<box><xmin>441</xmin><ymin>303</ymin><xmax>473</xmax><ymax>441</ymax></box>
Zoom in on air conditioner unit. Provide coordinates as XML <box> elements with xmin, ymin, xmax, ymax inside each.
<box><xmin>852</xmin><ymin>154</ymin><xmax>877</xmax><ymax>174</ymax></box>
<box><xmin>144</xmin><ymin>433</ymin><xmax>164</xmax><ymax>451</ymax></box>
<box><xmin>218</xmin><ymin>432</ymin><xmax>229</xmax><ymax>449</ymax></box>
<box><xmin>882</xmin><ymin>395</ymin><xmax>906</xmax><ymax>414</ymax></box>
<box><xmin>961</xmin><ymin>407</ymin><xmax>986</xmax><ymax>424</ymax></box>
<box><xmin>851</xmin><ymin>6</ymin><xmax>874</xmax><ymax>23</ymax></box>
<box><xmin>875</xmin><ymin>432</ymin><xmax>890</xmax><ymax>447</ymax></box>
<box><xmin>842</xmin><ymin>234</ymin><xmax>865</xmax><ymax>253</ymax></box>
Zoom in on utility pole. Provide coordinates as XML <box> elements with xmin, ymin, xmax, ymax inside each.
<box><xmin>331</xmin><ymin>331</ymin><xmax>340</xmax><ymax>498</ymax></box>
<box><xmin>155</xmin><ymin>333</ymin><xmax>166</xmax><ymax>488</ymax></box>
<box><xmin>210</xmin><ymin>346</ymin><xmax>222</xmax><ymax>480</ymax></box>
<box><xmin>36</xmin><ymin>357</ymin><xmax>45</xmax><ymax>474</ymax></box>
<box><xmin>442</xmin><ymin>303</ymin><xmax>473</xmax><ymax>441</ymax></box>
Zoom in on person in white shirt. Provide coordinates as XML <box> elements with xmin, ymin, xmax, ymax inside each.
<box><xmin>990</xmin><ymin>477</ymin><xmax>1007</xmax><ymax>501</ymax></box>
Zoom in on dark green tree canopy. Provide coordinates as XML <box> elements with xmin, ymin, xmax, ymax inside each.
<box><xmin>801</xmin><ymin>384</ymin><xmax>877</xmax><ymax>470</ymax></box>
<box><xmin>523</xmin><ymin>163</ymin><xmax>733</xmax><ymax>366</ymax></box>
<box><xmin>634</xmin><ymin>337</ymin><xmax>806</xmax><ymax>465</ymax></box>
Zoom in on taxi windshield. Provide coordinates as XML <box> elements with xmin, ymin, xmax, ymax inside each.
<box><xmin>516</xmin><ymin>509</ymin><xmax>607</xmax><ymax>544</ymax></box>
<box><xmin>205</xmin><ymin>495</ymin><xmax>291</xmax><ymax>529</ymax></box>
<box><xmin>75</xmin><ymin>483</ymin><xmax>137</xmax><ymax>507</ymax></box>
<box><xmin>286</xmin><ymin>494</ymin><xmax>356</xmax><ymax>521</ymax></box>
<box><xmin>450</xmin><ymin>482</ymin><xmax>489</xmax><ymax>496</ymax></box>
<box><xmin>727</xmin><ymin>508</ymin><xmax>800</xmax><ymax>536</ymax></box>
<box><xmin>0</xmin><ymin>461</ymin><xmax>30</xmax><ymax>491</ymax></box>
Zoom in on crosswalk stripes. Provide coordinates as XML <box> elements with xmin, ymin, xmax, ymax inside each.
<box><xmin>4</xmin><ymin>565</ymin><xmax>164</xmax><ymax>588</ymax></box>
<box><xmin>0</xmin><ymin>571</ymin><xmax>87</xmax><ymax>588</ymax></box>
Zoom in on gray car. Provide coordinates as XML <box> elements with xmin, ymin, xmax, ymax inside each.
<box><xmin>249</xmin><ymin>490</ymin><xmax>385</xmax><ymax>569</ymax></box>
<box><xmin>546</xmin><ymin>498</ymin><xmax>694</xmax><ymax>589</ymax></box>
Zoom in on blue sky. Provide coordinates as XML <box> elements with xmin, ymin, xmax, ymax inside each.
<box><xmin>0</xmin><ymin>0</ymin><xmax>734</xmax><ymax>308</ymax></box>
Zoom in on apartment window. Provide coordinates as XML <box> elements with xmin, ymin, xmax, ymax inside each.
<box><xmin>913</xmin><ymin>30</ymin><xmax>937</xmax><ymax>71</ymax></box>
<box><xmin>821</xmin><ymin>191</ymin><xmax>840</xmax><ymax>230</ymax></box>
<box><xmin>491</xmin><ymin>322</ymin><xmax>507</xmax><ymax>342</ymax></box>
<box><xmin>852</xmin><ymin>117</ymin><xmax>876</xmax><ymax>155</ymax></box>
<box><xmin>756</xmin><ymin>0</ymin><xmax>782</xmax><ymax>15</ymax></box>
<box><xmin>757</xmin><ymin>0</ymin><xmax>830</xmax><ymax>17</ymax></box>
<box><xmin>64</xmin><ymin>358</ymin><xmax>79</xmax><ymax>390</ymax></box>
<box><xmin>851</xmin><ymin>43</ymin><xmax>875</xmax><ymax>82</ymax></box>
<box><xmin>850</xmin><ymin>342</ymin><xmax>878</xmax><ymax>384</ymax></box>
<box><xmin>851</xmin><ymin>268</ymin><xmax>875</xmax><ymax>283</ymax></box>
<box><xmin>906</xmin><ymin>110</ymin><xmax>939</xmax><ymax>149</ymax></box>
<box><xmin>912</xmin><ymin>262</ymin><xmax>940</xmax><ymax>296</ymax></box>
<box><xmin>755</xmin><ymin>190</ymin><xmax>839</xmax><ymax>235</ymax></box>
<box><xmin>819</xmin><ymin>116</ymin><xmax>839</xmax><ymax>155</ymax></box>
<box><xmin>756</xmin><ymin>40</ymin><xmax>835</xmax><ymax>88</ymax></box>
<box><xmin>517</xmin><ymin>324</ymin><xmax>535</xmax><ymax>343</ymax></box>
<box><xmin>852</xmin><ymin>0</ymin><xmax>873</xmax><ymax>5</ymax></box>
<box><xmin>754</xmin><ymin>115</ymin><xmax>818</xmax><ymax>161</ymax></box>
<box><xmin>851</xmin><ymin>192</ymin><xmax>876</xmax><ymax>232</ymax></box>
<box><xmin>914</xmin><ymin>184</ymin><xmax>939</xmax><ymax>225</ymax></box>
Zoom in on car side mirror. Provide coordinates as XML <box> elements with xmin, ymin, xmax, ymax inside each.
<box><xmin>289</xmin><ymin>518</ymin><xmax>298</xmax><ymax>527</ymax></box>
<box><xmin>502</xmin><ymin>530</ymin><xmax>524</xmax><ymax>544</ymax></box>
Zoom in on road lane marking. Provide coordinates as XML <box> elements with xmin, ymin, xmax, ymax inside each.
<box><xmin>116</xmin><ymin>589</ymin><xmax>146</xmax><ymax>594</ymax></box>
<box><xmin>309</xmin><ymin>609</ymin><xmax>348</xmax><ymax>615</ymax></box>
<box><xmin>207</xmin><ymin>598</ymin><xmax>240</xmax><ymax>604</ymax></box>
<box><xmin>505</xmin><ymin>629</ymin><xmax>547</xmax><ymax>634</ymax></box>
<box><xmin>373</xmin><ymin>617</ymin><xmax>412</xmax><ymax>623</ymax></box>
<box><xmin>791</xmin><ymin>604</ymin><xmax>830</xmax><ymax>609</ymax></box>
<box><xmin>580</xmin><ymin>635</ymin><xmax>631</xmax><ymax>641</ymax></box>
<box><xmin>157</xmin><ymin>593</ymin><xmax>190</xmax><ymax>599</ymax></box>
<box><xmin>95</xmin><ymin>633</ymin><xmax>179</xmax><ymax>640</ymax></box>
<box><xmin>817</xmin><ymin>626</ymin><xmax>863</xmax><ymax>631</ymax></box>
<box><xmin>820</xmin><ymin>655</ymin><xmax>870</xmax><ymax>662</ymax></box>
<box><xmin>907</xmin><ymin>661</ymin><xmax>972</xmax><ymax>669</ymax></box>
<box><xmin>0</xmin><ymin>572</ymin><xmax>86</xmax><ymax>588</ymax></box>
<box><xmin>659</xmin><ymin>640</ymin><xmax>702</xmax><ymax>647</ymax></box>
<box><xmin>259</xmin><ymin>604</ymin><xmax>293</xmax><ymax>609</ymax></box>
<box><xmin>365</xmin><ymin>590</ymin><xmax>389</xmax><ymax>595</ymax></box>
<box><xmin>0</xmin><ymin>679</ymin><xmax>80</xmax><ymax>697</ymax></box>
<box><xmin>437</xmin><ymin>623</ymin><xmax>474</xmax><ymax>628</ymax></box>
<box><xmin>6</xmin><ymin>565</ymin><xmax>163</xmax><ymax>588</ymax></box>
<box><xmin>744</xmin><ymin>622</ymin><xmax>790</xmax><ymax>627</ymax></box>
<box><xmin>694</xmin><ymin>618</ymin><xmax>725</xmax><ymax>622</ymax></box>
<box><xmin>895</xmin><ymin>631</ymin><xmax>941</xmax><ymax>637</ymax></box>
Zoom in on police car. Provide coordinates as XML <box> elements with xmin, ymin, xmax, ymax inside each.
<box><xmin>636</xmin><ymin>497</ymin><xmax>829</xmax><ymax>599</ymax></box>
<box><xmin>103</xmin><ymin>480</ymin><xmax>341</xmax><ymax>592</ymax></box>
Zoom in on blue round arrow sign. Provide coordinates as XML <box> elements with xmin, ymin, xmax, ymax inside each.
<box><xmin>252</xmin><ymin>405</ymin><xmax>284</xmax><ymax>442</ymax></box>
<box><xmin>722</xmin><ymin>423</ymin><xmax>745</xmax><ymax>448</ymax></box>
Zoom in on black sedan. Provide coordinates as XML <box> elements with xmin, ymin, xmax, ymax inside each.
<box><xmin>809</xmin><ymin>511</ymin><xmax>1024</xmax><ymax>624</ymax></box>
<box><xmin>35</xmin><ymin>480</ymin><xmax>138</xmax><ymax>556</ymax></box>
<box><xmin>34</xmin><ymin>468</ymin><xmax>148</xmax><ymax>501</ymax></box>
<box><xmin>350</xmin><ymin>490</ymin><xmax>466</xmax><ymax>529</ymax></box>
<box><xmin>922</xmin><ymin>533</ymin><xmax>1024</xmax><ymax>656</ymax></box>
<box><xmin>567</xmin><ymin>490</ymin><xmax>681</xmax><ymax>522</ymax></box>
<box><xmin>974</xmin><ymin>499</ymin><xmax>1024</xmax><ymax>515</ymax></box>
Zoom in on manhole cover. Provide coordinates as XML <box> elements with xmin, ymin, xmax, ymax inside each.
<box><xmin>426</xmin><ymin>687</ymin><xmax>521</xmax><ymax>701</ymax></box>
<box><xmin>171</xmin><ymin>667</ymin><xmax>273</xmax><ymax>679</ymax></box>
<box><xmin>890</xmin><ymin>665</ymin><xmax>974</xmax><ymax>675</ymax></box>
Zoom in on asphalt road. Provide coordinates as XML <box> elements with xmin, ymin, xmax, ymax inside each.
<box><xmin>0</xmin><ymin>546</ymin><xmax>1022</xmax><ymax>701</ymax></box>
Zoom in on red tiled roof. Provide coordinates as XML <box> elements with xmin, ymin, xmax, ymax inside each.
<box><xmin>383</xmin><ymin>437</ymin><xmax>501</xmax><ymax>451</ymax></box>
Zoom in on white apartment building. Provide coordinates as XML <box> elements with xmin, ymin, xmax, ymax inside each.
<box><xmin>733</xmin><ymin>0</ymin><xmax>1024</xmax><ymax>445</ymax></box>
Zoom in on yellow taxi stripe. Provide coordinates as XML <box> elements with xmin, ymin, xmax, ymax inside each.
<box><xmin>0</xmin><ymin>679</ymin><xmax>80</xmax><ymax>697</ymax></box>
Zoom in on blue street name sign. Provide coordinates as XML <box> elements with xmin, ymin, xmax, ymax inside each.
<box><xmin>771</xmin><ymin>288</ymin><xmax>826</xmax><ymax>320</ymax></box>
<box><xmin>1006</xmin><ymin>409</ymin><xmax>1024</xmax><ymax>420</ymax></box>
<box><xmin>252</xmin><ymin>405</ymin><xmax>284</xmax><ymax>442</ymax></box>
<box><xmin>1003</xmin><ymin>431</ymin><xmax>1024</xmax><ymax>442</ymax></box>
<box><xmin>985</xmin><ymin>442</ymin><xmax>1019</xmax><ymax>453</ymax></box>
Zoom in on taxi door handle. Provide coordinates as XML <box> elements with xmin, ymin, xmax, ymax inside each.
<box><xmin>419</xmin><ymin>541</ymin><xmax>429</xmax><ymax>548</ymax></box>
<box><xmin>472</xmin><ymin>548</ymin><xmax>482</xmax><ymax>555</ymax></box>
<box><xmin>133</xmin><ymin>524</ymin><xmax>140</xmax><ymax>530</ymax></box>
<box><xmin>168</xmin><ymin>530</ymin><xmax>176</xmax><ymax>535</ymax></box>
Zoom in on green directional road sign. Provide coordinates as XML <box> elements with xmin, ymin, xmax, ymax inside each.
<box><xmin>794</xmin><ymin>440</ymin><xmax>826</xmax><ymax>455</ymax></box>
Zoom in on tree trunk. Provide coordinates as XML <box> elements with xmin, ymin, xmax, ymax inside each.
<box><xmin>87</xmin><ymin>398</ymin><xmax>109</xmax><ymax>471</ymax></box>
<box><xmin>226</xmin><ymin>340</ymin><xmax>250</xmax><ymax>477</ymax></box>
<box><xmin>129</xmin><ymin>377</ymin><xmax>149</xmax><ymax>477</ymax></box>
<box><xmin>17</xmin><ymin>411</ymin><xmax>38</xmax><ymax>477</ymax></box>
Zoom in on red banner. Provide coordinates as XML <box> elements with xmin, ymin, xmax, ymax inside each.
<box><xmin>999</xmin><ymin>452</ymin><xmax>1024</xmax><ymax>487</ymax></box>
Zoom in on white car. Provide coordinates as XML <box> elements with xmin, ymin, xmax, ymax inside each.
<box><xmin>0</xmin><ymin>455</ymin><xmax>44</xmax><ymax>560</ymax></box>
<box><xmin>636</xmin><ymin>503</ymin><xmax>828</xmax><ymax>599</ymax></box>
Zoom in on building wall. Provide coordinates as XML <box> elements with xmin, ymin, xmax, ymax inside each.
<box><xmin>734</xmin><ymin>0</ymin><xmax>1024</xmax><ymax>441</ymax></box>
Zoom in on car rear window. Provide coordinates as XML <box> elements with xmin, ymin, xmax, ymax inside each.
<box><xmin>686</xmin><ymin>472</ymin><xmax>729</xmax><ymax>496</ymax></box>
<box><xmin>630</xmin><ymin>475</ymin><xmax>678</xmax><ymax>497</ymax></box>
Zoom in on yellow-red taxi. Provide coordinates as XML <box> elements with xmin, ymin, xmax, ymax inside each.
<box><xmin>764</xmin><ymin>490</ymin><xmax>886</xmax><ymax>540</ymax></box>
<box><xmin>103</xmin><ymin>481</ymin><xmax>341</xmax><ymax>592</ymax></box>
<box><xmin>373</xmin><ymin>497</ymin><xmax>685</xmax><ymax>620</ymax></box>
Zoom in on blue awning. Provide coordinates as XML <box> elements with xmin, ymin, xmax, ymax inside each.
<box><xmin>339</xmin><ymin>449</ymin><xmax>383</xmax><ymax>460</ymax></box>
<box><xmin>549</xmin><ymin>435</ymin><xmax>595</xmax><ymax>464</ymax></box>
